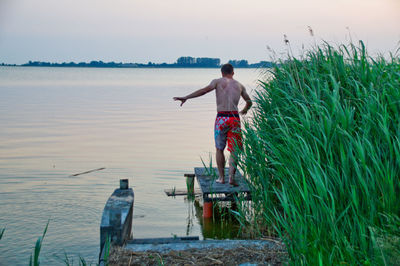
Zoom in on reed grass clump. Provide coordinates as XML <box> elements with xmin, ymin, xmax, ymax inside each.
<box><xmin>29</xmin><ymin>221</ymin><xmax>49</xmax><ymax>266</ymax></box>
<box><xmin>238</xmin><ymin>41</ymin><xmax>400</xmax><ymax>264</ymax></box>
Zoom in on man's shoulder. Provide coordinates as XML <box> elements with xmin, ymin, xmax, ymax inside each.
<box><xmin>213</xmin><ymin>77</ymin><xmax>241</xmax><ymax>84</ymax></box>
<box><xmin>212</xmin><ymin>77</ymin><xmax>243</xmax><ymax>89</ymax></box>
<box><xmin>210</xmin><ymin>78</ymin><xmax>225</xmax><ymax>88</ymax></box>
<box><xmin>213</xmin><ymin>77</ymin><xmax>225</xmax><ymax>83</ymax></box>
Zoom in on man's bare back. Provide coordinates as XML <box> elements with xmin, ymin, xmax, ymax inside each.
<box><xmin>211</xmin><ymin>77</ymin><xmax>245</xmax><ymax>112</ymax></box>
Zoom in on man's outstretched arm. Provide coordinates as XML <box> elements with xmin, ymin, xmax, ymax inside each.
<box><xmin>239</xmin><ymin>87</ymin><xmax>252</xmax><ymax>115</ymax></box>
<box><xmin>173</xmin><ymin>80</ymin><xmax>216</xmax><ymax>106</ymax></box>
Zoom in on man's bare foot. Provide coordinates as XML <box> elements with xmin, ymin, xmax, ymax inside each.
<box><xmin>229</xmin><ymin>179</ymin><xmax>239</xmax><ymax>187</ymax></box>
<box><xmin>216</xmin><ymin>178</ymin><xmax>225</xmax><ymax>184</ymax></box>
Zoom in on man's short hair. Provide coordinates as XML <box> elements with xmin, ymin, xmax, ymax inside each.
<box><xmin>221</xmin><ymin>63</ymin><xmax>234</xmax><ymax>75</ymax></box>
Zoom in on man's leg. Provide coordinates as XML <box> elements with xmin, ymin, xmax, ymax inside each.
<box><xmin>228</xmin><ymin>153</ymin><xmax>239</xmax><ymax>186</ymax></box>
<box><xmin>216</xmin><ymin>148</ymin><xmax>225</xmax><ymax>183</ymax></box>
<box><xmin>227</xmin><ymin>118</ymin><xmax>241</xmax><ymax>186</ymax></box>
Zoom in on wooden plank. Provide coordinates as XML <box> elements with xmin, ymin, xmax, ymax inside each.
<box><xmin>127</xmin><ymin>236</ymin><xmax>199</xmax><ymax>244</ymax></box>
<box><xmin>164</xmin><ymin>188</ymin><xmax>202</xmax><ymax>196</ymax></box>
<box><xmin>194</xmin><ymin>167</ymin><xmax>250</xmax><ymax>194</ymax></box>
<box><xmin>70</xmin><ymin>167</ymin><xmax>105</xmax><ymax>177</ymax></box>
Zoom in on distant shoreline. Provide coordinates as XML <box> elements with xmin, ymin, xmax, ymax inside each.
<box><xmin>0</xmin><ymin>57</ymin><xmax>274</xmax><ymax>69</ymax></box>
<box><xmin>0</xmin><ymin>64</ymin><xmax>265</xmax><ymax>69</ymax></box>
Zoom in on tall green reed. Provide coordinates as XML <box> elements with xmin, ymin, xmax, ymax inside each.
<box><xmin>237</xmin><ymin>41</ymin><xmax>400</xmax><ymax>264</ymax></box>
<box><xmin>29</xmin><ymin>220</ymin><xmax>49</xmax><ymax>266</ymax></box>
<box><xmin>62</xmin><ymin>252</ymin><xmax>90</xmax><ymax>266</ymax></box>
<box><xmin>2</xmin><ymin>223</ymin><xmax>95</xmax><ymax>265</ymax></box>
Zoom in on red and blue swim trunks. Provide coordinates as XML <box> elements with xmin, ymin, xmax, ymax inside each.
<box><xmin>214</xmin><ymin>111</ymin><xmax>242</xmax><ymax>152</ymax></box>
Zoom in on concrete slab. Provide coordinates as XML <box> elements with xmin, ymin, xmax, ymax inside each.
<box><xmin>125</xmin><ymin>239</ymin><xmax>276</xmax><ymax>253</ymax></box>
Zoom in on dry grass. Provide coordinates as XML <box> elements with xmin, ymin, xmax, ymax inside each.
<box><xmin>109</xmin><ymin>242</ymin><xmax>287</xmax><ymax>266</ymax></box>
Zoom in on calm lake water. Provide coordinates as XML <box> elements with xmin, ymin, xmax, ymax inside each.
<box><xmin>0</xmin><ymin>66</ymin><xmax>262</xmax><ymax>265</ymax></box>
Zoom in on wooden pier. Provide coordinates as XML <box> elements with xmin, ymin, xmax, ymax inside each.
<box><xmin>194</xmin><ymin>167</ymin><xmax>251</xmax><ymax>203</ymax></box>
<box><xmin>163</xmin><ymin>167</ymin><xmax>251</xmax><ymax>218</ymax></box>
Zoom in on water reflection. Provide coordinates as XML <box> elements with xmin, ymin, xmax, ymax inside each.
<box><xmin>185</xmin><ymin>196</ymin><xmax>242</xmax><ymax>239</ymax></box>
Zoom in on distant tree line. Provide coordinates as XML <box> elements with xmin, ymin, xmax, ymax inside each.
<box><xmin>227</xmin><ymin>59</ymin><xmax>274</xmax><ymax>68</ymax></box>
<box><xmin>5</xmin><ymin>57</ymin><xmax>274</xmax><ymax>68</ymax></box>
<box><xmin>176</xmin><ymin>57</ymin><xmax>221</xmax><ymax>67</ymax></box>
<box><xmin>22</xmin><ymin>60</ymin><xmax>140</xmax><ymax>68</ymax></box>
<box><xmin>0</xmin><ymin>63</ymin><xmax>17</xmax><ymax>66</ymax></box>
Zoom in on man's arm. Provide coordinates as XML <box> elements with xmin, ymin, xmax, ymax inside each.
<box><xmin>239</xmin><ymin>86</ymin><xmax>252</xmax><ymax>115</ymax></box>
<box><xmin>173</xmin><ymin>80</ymin><xmax>216</xmax><ymax>106</ymax></box>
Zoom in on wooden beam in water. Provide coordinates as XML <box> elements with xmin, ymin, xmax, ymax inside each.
<box><xmin>164</xmin><ymin>188</ymin><xmax>202</xmax><ymax>196</ymax></box>
<box><xmin>70</xmin><ymin>167</ymin><xmax>106</xmax><ymax>177</ymax></box>
<box><xmin>128</xmin><ymin>236</ymin><xmax>199</xmax><ymax>244</ymax></box>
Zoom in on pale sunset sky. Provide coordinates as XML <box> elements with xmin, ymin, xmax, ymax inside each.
<box><xmin>0</xmin><ymin>0</ymin><xmax>399</xmax><ymax>64</ymax></box>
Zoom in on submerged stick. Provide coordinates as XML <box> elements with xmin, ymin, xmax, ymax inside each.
<box><xmin>70</xmin><ymin>167</ymin><xmax>106</xmax><ymax>177</ymax></box>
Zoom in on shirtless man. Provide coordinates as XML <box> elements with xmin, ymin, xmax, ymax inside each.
<box><xmin>173</xmin><ymin>64</ymin><xmax>252</xmax><ymax>186</ymax></box>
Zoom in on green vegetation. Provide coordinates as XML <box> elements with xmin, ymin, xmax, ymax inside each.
<box><xmin>237</xmin><ymin>41</ymin><xmax>400</xmax><ymax>264</ymax></box>
<box><xmin>23</xmin><ymin>221</ymin><xmax>95</xmax><ymax>266</ymax></box>
<box><xmin>29</xmin><ymin>221</ymin><xmax>49</xmax><ymax>266</ymax></box>
<box><xmin>102</xmin><ymin>235</ymin><xmax>111</xmax><ymax>266</ymax></box>
<box><xmin>62</xmin><ymin>252</ymin><xmax>91</xmax><ymax>266</ymax></box>
<box><xmin>200</xmin><ymin>153</ymin><xmax>218</xmax><ymax>179</ymax></box>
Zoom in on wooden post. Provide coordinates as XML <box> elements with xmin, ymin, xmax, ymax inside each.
<box><xmin>184</xmin><ymin>174</ymin><xmax>195</xmax><ymax>195</ymax></box>
<box><xmin>120</xmin><ymin>179</ymin><xmax>129</xmax><ymax>189</ymax></box>
<box><xmin>203</xmin><ymin>201</ymin><xmax>213</xmax><ymax>218</ymax></box>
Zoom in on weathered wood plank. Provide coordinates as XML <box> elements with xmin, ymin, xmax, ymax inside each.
<box><xmin>164</xmin><ymin>188</ymin><xmax>202</xmax><ymax>196</ymax></box>
<box><xmin>100</xmin><ymin>183</ymin><xmax>134</xmax><ymax>250</ymax></box>
<box><xmin>70</xmin><ymin>167</ymin><xmax>105</xmax><ymax>177</ymax></box>
<box><xmin>194</xmin><ymin>167</ymin><xmax>250</xmax><ymax>194</ymax></box>
<box><xmin>127</xmin><ymin>236</ymin><xmax>199</xmax><ymax>244</ymax></box>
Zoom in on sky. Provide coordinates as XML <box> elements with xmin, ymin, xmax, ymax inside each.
<box><xmin>0</xmin><ymin>0</ymin><xmax>399</xmax><ymax>64</ymax></box>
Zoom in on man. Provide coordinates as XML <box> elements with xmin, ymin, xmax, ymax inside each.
<box><xmin>173</xmin><ymin>63</ymin><xmax>252</xmax><ymax>186</ymax></box>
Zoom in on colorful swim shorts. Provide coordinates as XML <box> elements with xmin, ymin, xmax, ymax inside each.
<box><xmin>214</xmin><ymin>111</ymin><xmax>242</xmax><ymax>152</ymax></box>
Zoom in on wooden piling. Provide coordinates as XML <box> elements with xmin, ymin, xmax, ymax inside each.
<box><xmin>203</xmin><ymin>201</ymin><xmax>213</xmax><ymax>218</ymax></box>
<box><xmin>184</xmin><ymin>173</ymin><xmax>195</xmax><ymax>195</ymax></box>
<box><xmin>120</xmin><ymin>179</ymin><xmax>129</xmax><ymax>189</ymax></box>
